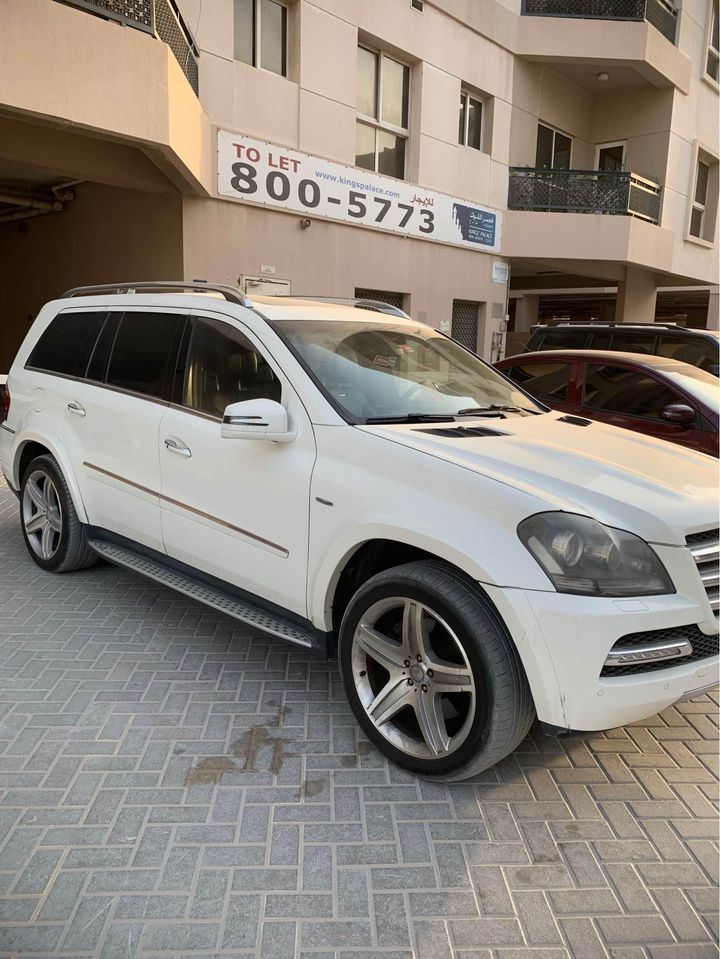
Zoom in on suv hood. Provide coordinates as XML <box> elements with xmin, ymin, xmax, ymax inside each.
<box><xmin>360</xmin><ymin>413</ymin><xmax>717</xmax><ymax>545</ymax></box>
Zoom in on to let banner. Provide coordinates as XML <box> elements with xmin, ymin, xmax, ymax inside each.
<box><xmin>217</xmin><ymin>131</ymin><xmax>501</xmax><ymax>253</ymax></box>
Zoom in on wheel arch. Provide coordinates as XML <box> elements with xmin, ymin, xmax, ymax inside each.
<box><xmin>13</xmin><ymin>435</ymin><xmax>88</xmax><ymax>523</ymax></box>
<box><xmin>320</xmin><ymin>535</ymin><xmax>500</xmax><ymax>650</ymax></box>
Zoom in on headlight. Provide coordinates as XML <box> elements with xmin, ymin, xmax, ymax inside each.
<box><xmin>517</xmin><ymin>512</ymin><xmax>674</xmax><ymax>597</ymax></box>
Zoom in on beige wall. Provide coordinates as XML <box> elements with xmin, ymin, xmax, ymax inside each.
<box><xmin>181</xmin><ymin>195</ymin><xmax>508</xmax><ymax>345</ymax></box>
<box><xmin>0</xmin><ymin>184</ymin><xmax>183</xmax><ymax>370</ymax></box>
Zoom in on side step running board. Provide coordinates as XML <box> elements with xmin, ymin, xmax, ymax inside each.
<box><xmin>89</xmin><ymin>540</ymin><xmax>314</xmax><ymax>648</ymax></box>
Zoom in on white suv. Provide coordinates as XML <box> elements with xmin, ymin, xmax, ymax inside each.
<box><xmin>1</xmin><ymin>282</ymin><xmax>718</xmax><ymax>780</ymax></box>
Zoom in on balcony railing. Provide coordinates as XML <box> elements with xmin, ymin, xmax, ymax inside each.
<box><xmin>508</xmin><ymin>168</ymin><xmax>662</xmax><ymax>224</ymax></box>
<box><xmin>521</xmin><ymin>0</ymin><xmax>678</xmax><ymax>44</ymax></box>
<box><xmin>56</xmin><ymin>0</ymin><xmax>199</xmax><ymax>94</ymax></box>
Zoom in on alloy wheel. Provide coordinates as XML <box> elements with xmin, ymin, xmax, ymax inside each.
<box><xmin>351</xmin><ymin>596</ymin><xmax>476</xmax><ymax>760</ymax></box>
<box><xmin>22</xmin><ymin>469</ymin><xmax>63</xmax><ymax>561</ymax></box>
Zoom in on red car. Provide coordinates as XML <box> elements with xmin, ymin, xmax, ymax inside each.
<box><xmin>495</xmin><ymin>350</ymin><xmax>719</xmax><ymax>457</ymax></box>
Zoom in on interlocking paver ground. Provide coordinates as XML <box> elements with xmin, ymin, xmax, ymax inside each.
<box><xmin>0</xmin><ymin>475</ymin><xmax>718</xmax><ymax>958</ymax></box>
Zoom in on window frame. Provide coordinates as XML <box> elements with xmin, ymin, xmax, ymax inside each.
<box><xmin>595</xmin><ymin>140</ymin><xmax>627</xmax><ymax>172</ymax></box>
<box><xmin>687</xmin><ymin>144</ymin><xmax>719</xmax><ymax>245</ymax></box>
<box><xmin>536</xmin><ymin>122</ymin><xmax>573</xmax><ymax>170</ymax></box>
<box><xmin>458</xmin><ymin>89</ymin><xmax>484</xmax><ymax>151</ymax></box>
<box><xmin>24</xmin><ymin>308</ymin><xmax>107</xmax><ymax>381</ymax></box>
<box><xmin>706</xmin><ymin>0</ymin><xmax>719</xmax><ymax>83</ymax></box>
<box><xmin>355</xmin><ymin>43</ymin><xmax>411</xmax><ymax>179</ymax></box>
<box><xmin>234</xmin><ymin>0</ymin><xmax>289</xmax><ymax>78</ymax></box>
<box><xmin>690</xmin><ymin>159</ymin><xmax>710</xmax><ymax>239</ymax></box>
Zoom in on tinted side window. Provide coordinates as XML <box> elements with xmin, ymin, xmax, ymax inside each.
<box><xmin>588</xmin><ymin>332</ymin><xmax>613</xmax><ymax>350</ymax></box>
<box><xmin>539</xmin><ymin>329</ymin><xmax>589</xmax><ymax>350</ymax></box>
<box><xmin>611</xmin><ymin>332</ymin><xmax>654</xmax><ymax>354</ymax></box>
<box><xmin>86</xmin><ymin>313</ymin><xmax>120</xmax><ymax>383</ymax></box>
<box><xmin>107</xmin><ymin>312</ymin><xmax>185</xmax><ymax>400</ymax></box>
<box><xmin>656</xmin><ymin>334</ymin><xmax>720</xmax><ymax>373</ymax></box>
<box><xmin>583</xmin><ymin>364</ymin><xmax>683</xmax><ymax>421</ymax></box>
<box><xmin>504</xmin><ymin>362</ymin><xmax>571</xmax><ymax>404</ymax></box>
<box><xmin>183</xmin><ymin>318</ymin><xmax>281</xmax><ymax>417</ymax></box>
<box><xmin>26</xmin><ymin>311</ymin><xmax>105</xmax><ymax>377</ymax></box>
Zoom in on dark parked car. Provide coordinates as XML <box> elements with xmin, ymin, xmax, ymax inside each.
<box><xmin>496</xmin><ymin>350</ymin><xmax>720</xmax><ymax>457</ymax></box>
<box><xmin>524</xmin><ymin>323</ymin><xmax>720</xmax><ymax>375</ymax></box>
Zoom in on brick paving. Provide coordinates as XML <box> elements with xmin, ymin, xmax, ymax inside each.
<box><xmin>0</xmin><ymin>475</ymin><xmax>718</xmax><ymax>958</ymax></box>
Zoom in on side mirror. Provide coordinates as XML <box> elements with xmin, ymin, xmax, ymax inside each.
<box><xmin>221</xmin><ymin>398</ymin><xmax>296</xmax><ymax>443</ymax></box>
<box><xmin>661</xmin><ymin>403</ymin><xmax>696</xmax><ymax>425</ymax></box>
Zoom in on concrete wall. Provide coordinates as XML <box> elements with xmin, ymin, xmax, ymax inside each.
<box><xmin>0</xmin><ymin>184</ymin><xmax>183</xmax><ymax>370</ymax></box>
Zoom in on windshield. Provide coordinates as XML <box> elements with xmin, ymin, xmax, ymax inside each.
<box><xmin>276</xmin><ymin>319</ymin><xmax>544</xmax><ymax>422</ymax></box>
<box><xmin>663</xmin><ymin>366</ymin><xmax>720</xmax><ymax>410</ymax></box>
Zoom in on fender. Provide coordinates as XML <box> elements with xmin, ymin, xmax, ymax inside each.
<box><xmin>309</xmin><ymin>521</ymin><xmax>507</xmax><ymax>632</ymax></box>
<box><xmin>12</xmin><ymin>430</ymin><xmax>89</xmax><ymax>524</ymax></box>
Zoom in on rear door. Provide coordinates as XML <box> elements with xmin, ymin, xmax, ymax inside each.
<box><xmin>499</xmin><ymin>358</ymin><xmax>576</xmax><ymax>413</ymax></box>
<box><xmin>578</xmin><ymin>361</ymin><xmax>703</xmax><ymax>450</ymax></box>
<box><xmin>63</xmin><ymin>308</ymin><xmax>187</xmax><ymax>551</ymax></box>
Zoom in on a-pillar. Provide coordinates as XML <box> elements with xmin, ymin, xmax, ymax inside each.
<box><xmin>614</xmin><ymin>268</ymin><xmax>657</xmax><ymax>324</ymax></box>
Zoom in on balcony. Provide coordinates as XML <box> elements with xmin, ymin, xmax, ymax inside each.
<box><xmin>521</xmin><ymin>0</ymin><xmax>677</xmax><ymax>44</ymax></box>
<box><xmin>57</xmin><ymin>0</ymin><xmax>199</xmax><ymax>94</ymax></box>
<box><xmin>508</xmin><ymin>168</ymin><xmax>662</xmax><ymax>224</ymax></box>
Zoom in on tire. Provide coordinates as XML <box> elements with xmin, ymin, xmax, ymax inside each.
<box><xmin>338</xmin><ymin>560</ymin><xmax>535</xmax><ymax>781</ymax></box>
<box><xmin>20</xmin><ymin>454</ymin><xmax>98</xmax><ymax>573</ymax></box>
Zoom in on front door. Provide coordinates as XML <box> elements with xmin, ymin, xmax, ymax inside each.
<box><xmin>158</xmin><ymin>313</ymin><xmax>316</xmax><ymax>617</ymax></box>
<box><xmin>578</xmin><ymin>361</ymin><xmax>703</xmax><ymax>451</ymax></box>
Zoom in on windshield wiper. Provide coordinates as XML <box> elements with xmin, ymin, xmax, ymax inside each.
<box><xmin>364</xmin><ymin>414</ymin><xmax>456</xmax><ymax>424</ymax></box>
<box><xmin>456</xmin><ymin>405</ymin><xmax>541</xmax><ymax>417</ymax></box>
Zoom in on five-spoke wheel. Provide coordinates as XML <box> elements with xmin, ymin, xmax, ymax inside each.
<box><xmin>22</xmin><ymin>469</ymin><xmax>63</xmax><ymax>561</ymax></box>
<box><xmin>352</xmin><ymin>597</ymin><xmax>476</xmax><ymax>760</ymax></box>
<box><xmin>339</xmin><ymin>561</ymin><xmax>535</xmax><ymax>780</ymax></box>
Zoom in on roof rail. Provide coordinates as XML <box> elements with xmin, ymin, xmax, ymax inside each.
<box><xmin>62</xmin><ymin>281</ymin><xmax>252</xmax><ymax>307</ymax></box>
<box><xmin>536</xmin><ymin>321</ymin><xmax>682</xmax><ymax>330</ymax></box>
<box><xmin>273</xmin><ymin>295</ymin><xmax>411</xmax><ymax>319</ymax></box>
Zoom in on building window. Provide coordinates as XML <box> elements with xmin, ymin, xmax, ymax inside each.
<box><xmin>459</xmin><ymin>91</ymin><xmax>483</xmax><ymax>151</ymax></box>
<box><xmin>690</xmin><ymin>160</ymin><xmax>710</xmax><ymax>238</ymax></box>
<box><xmin>707</xmin><ymin>0</ymin><xmax>719</xmax><ymax>81</ymax></box>
<box><xmin>356</xmin><ymin>46</ymin><xmax>410</xmax><ymax>180</ymax></box>
<box><xmin>535</xmin><ymin>123</ymin><xmax>572</xmax><ymax>170</ymax></box>
<box><xmin>451</xmin><ymin>300</ymin><xmax>480</xmax><ymax>353</ymax></box>
<box><xmin>234</xmin><ymin>0</ymin><xmax>288</xmax><ymax>77</ymax></box>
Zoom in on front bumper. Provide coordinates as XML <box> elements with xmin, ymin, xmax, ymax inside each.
<box><xmin>484</xmin><ymin>543</ymin><xmax>718</xmax><ymax>731</ymax></box>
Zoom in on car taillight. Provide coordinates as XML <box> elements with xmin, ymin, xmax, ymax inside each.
<box><xmin>1</xmin><ymin>384</ymin><xmax>9</xmax><ymax>422</ymax></box>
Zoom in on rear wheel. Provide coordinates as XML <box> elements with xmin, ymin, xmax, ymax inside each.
<box><xmin>338</xmin><ymin>561</ymin><xmax>535</xmax><ymax>780</ymax></box>
<box><xmin>20</xmin><ymin>454</ymin><xmax>97</xmax><ymax>572</ymax></box>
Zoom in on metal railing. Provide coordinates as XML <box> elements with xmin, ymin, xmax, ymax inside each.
<box><xmin>508</xmin><ymin>168</ymin><xmax>662</xmax><ymax>224</ymax></box>
<box><xmin>56</xmin><ymin>0</ymin><xmax>199</xmax><ymax>94</ymax></box>
<box><xmin>521</xmin><ymin>0</ymin><xmax>678</xmax><ymax>44</ymax></box>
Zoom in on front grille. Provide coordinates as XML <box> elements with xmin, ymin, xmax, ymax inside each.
<box><xmin>687</xmin><ymin>530</ymin><xmax>720</xmax><ymax>617</ymax></box>
<box><xmin>601</xmin><ymin>624</ymin><xmax>719</xmax><ymax>677</ymax></box>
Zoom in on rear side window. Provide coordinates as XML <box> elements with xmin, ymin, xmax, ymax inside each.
<box><xmin>536</xmin><ymin>329</ymin><xmax>589</xmax><ymax>350</ymax></box>
<box><xmin>503</xmin><ymin>362</ymin><xmax>572</xmax><ymax>404</ymax></box>
<box><xmin>26</xmin><ymin>311</ymin><xmax>105</xmax><ymax>378</ymax></box>
<box><xmin>106</xmin><ymin>312</ymin><xmax>186</xmax><ymax>400</ymax></box>
<box><xmin>656</xmin><ymin>334</ymin><xmax>720</xmax><ymax>373</ymax></box>
<box><xmin>612</xmin><ymin>332</ymin><xmax>654</xmax><ymax>354</ymax></box>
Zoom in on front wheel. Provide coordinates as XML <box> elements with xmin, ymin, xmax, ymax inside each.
<box><xmin>338</xmin><ymin>561</ymin><xmax>535</xmax><ymax>780</ymax></box>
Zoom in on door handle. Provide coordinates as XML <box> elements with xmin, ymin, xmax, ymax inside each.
<box><xmin>67</xmin><ymin>401</ymin><xmax>86</xmax><ymax>417</ymax></box>
<box><xmin>164</xmin><ymin>437</ymin><xmax>192</xmax><ymax>458</ymax></box>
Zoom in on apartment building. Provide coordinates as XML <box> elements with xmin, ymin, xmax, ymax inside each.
<box><xmin>0</xmin><ymin>0</ymin><xmax>717</xmax><ymax>371</ymax></box>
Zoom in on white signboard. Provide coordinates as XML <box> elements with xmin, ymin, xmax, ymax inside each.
<box><xmin>217</xmin><ymin>130</ymin><xmax>501</xmax><ymax>253</ymax></box>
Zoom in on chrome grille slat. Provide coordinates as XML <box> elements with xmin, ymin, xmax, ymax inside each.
<box><xmin>687</xmin><ymin>530</ymin><xmax>720</xmax><ymax>619</ymax></box>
